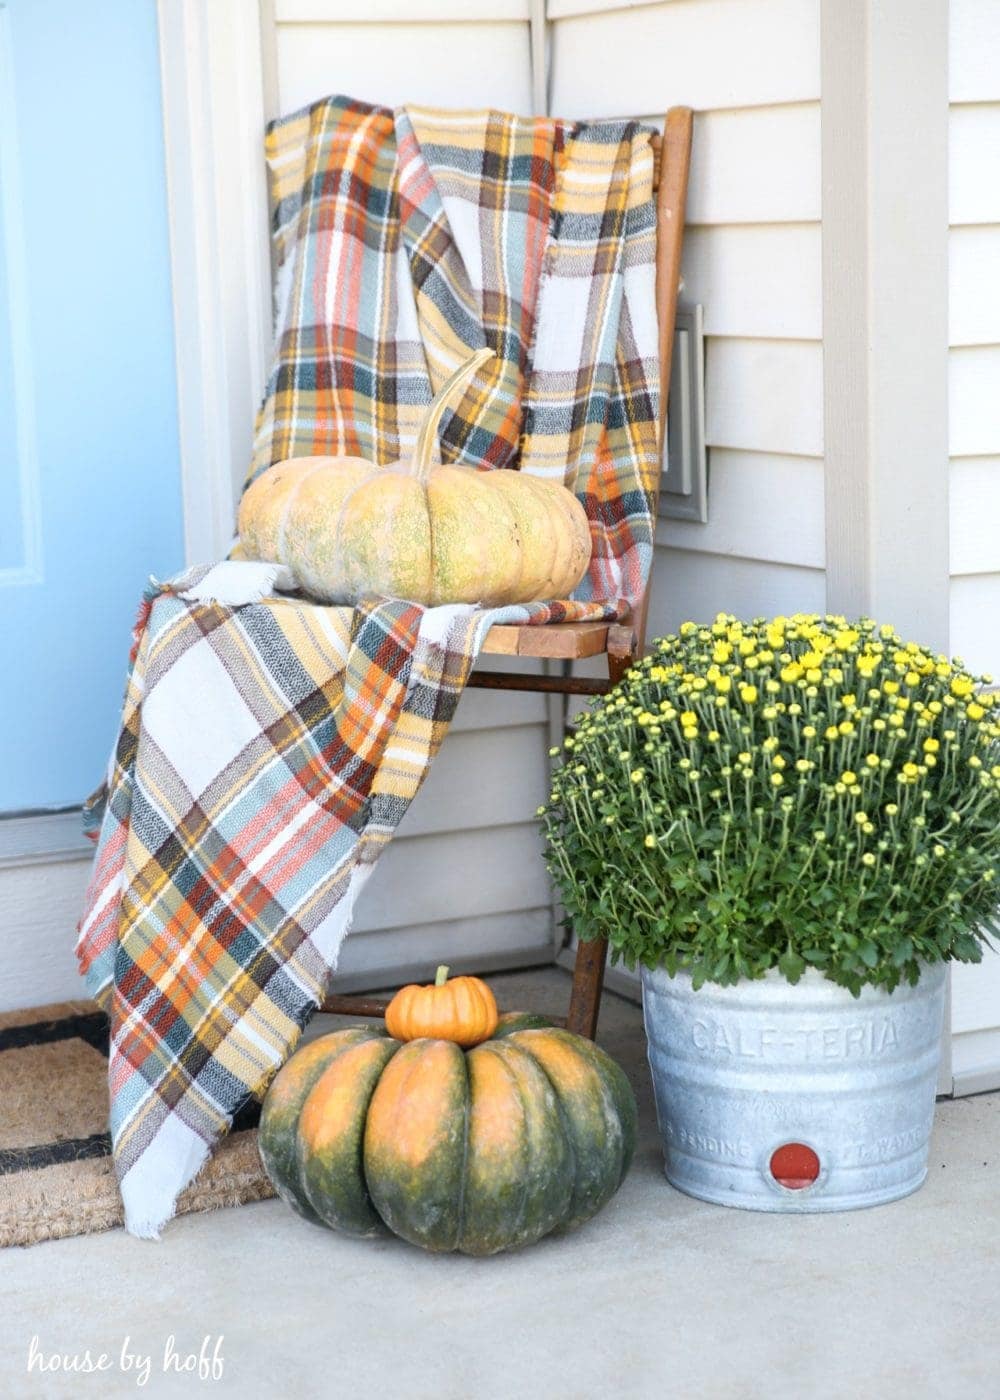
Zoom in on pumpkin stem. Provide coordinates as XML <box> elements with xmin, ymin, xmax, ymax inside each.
<box><xmin>434</xmin><ymin>965</ymin><xmax>450</xmax><ymax>987</ymax></box>
<box><xmin>411</xmin><ymin>347</ymin><xmax>496</xmax><ymax>484</ymax></box>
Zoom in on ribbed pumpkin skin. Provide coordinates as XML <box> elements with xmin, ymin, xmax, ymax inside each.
<box><xmin>238</xmin><ymin>458</ymin><xmax>591</xmax><ymax>608</ymax></box>
<box><xmin>259</xmin><ymin>1024</ymin><xmax>636</xmax><ymax>1255</ymax></box>
<box><xmin>297</xmin><ymin>1035</ymin><xmax>401</xmax><ymax>1235</ymax></box>
<box><xmin>257</xmin><ymin>1026</ymin><xmax>387</xmax><ymax>1226</ymax></box>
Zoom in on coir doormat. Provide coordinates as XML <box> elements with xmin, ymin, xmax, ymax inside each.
<box><xmin>0</xmin><ymin>1000</ymin><xmax>274</xmax><ymax>1248</ymax></box>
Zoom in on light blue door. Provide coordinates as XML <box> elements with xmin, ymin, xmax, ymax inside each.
<box><xmin>0</xmin><ymin>0</ymin><xmax>184</xmax><ymax>812</ymax></box>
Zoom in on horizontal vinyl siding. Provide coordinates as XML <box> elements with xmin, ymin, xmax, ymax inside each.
<box><xmin>948</xmin><ymin>0</ymin><xmax>1000</xmax><ymax>679</ymax></box>
<box><xmin>549</xmin><ymin>0</ymin><xmax>819</xmax><ymax>112</ymax></box>
<box><xmin>551</xmin><ymin>0</ymin><xmax>824</xmax><ymax>642</ymax></box>
<box><xmin>265</xmin><ymin>4</ymin><xmax>554</xmax><ymax>988</ymax></box>
<box><xmin>947</xmin><ymin>0</ymin><xmax>1000</xmax><ymax>1085</ymax></box>
<box><xmin>272</xmin><ymin>4</ymin><xmax>533</xmax><ymax>112</ymax></box>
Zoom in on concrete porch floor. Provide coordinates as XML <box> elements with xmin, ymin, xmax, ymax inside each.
<box><xmin>2</xmin><ymin>966</ymin><xmax>998</xmax><ymax>1400</ymax></box>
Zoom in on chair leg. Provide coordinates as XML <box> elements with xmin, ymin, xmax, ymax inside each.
<box><xmin>566</xmin><ymin>935</ymin><xmax>608</xmax><ymax>1039</ymax></box>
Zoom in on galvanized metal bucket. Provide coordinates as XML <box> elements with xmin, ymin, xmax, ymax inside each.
<box><xmin>641</xmin><ymin>963</ymin><xmax>947</xmax><ymax>1212</ymax></box>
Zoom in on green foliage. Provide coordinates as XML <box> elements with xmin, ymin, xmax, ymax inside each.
<box><xmin>539</xmin><ymin>613</ymin><xmax>1000</xmax><ymax>994</ymax></box>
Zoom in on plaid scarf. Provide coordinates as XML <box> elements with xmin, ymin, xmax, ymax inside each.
<box><xmin>77</xmin><ymin>97</ymin><xmax>659</xmax><ymax>1236</ymax></box>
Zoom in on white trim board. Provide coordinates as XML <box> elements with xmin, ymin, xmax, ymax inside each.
<box><xmin>0</xmin><ymin>811</ymin><xmax>92</xmax><ymax>870</ymax></box>
<box><xmin>821</xmin><ymin>0</ymin><xmax>950</xmax><ymax>642</ymax></box>
<box><xmin>157</xmin><ymin>0</ymin><xmax>273</xmax><ymax>565</ymax></box>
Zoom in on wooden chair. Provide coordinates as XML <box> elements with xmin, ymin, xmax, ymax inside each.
<box><xmin>323</xmin><ymin>107</ymin><xmax>694</xmax><ymax>1040</ymax></box>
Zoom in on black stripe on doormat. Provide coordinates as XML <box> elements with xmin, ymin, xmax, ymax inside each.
<box><xmin>0</xmin><ymin>1124</ymin><xmax>263</xmax><ymax>1177</ymax></box>
<box><xmin>0</xmin><ymin>1131</ymin><xmax>112</xmax><ymax>1175</ymax></box>
<box><xmin>0</xmin><ymin>1012</ymin><xmax>110</xmax><ymax>1057</ymax></box>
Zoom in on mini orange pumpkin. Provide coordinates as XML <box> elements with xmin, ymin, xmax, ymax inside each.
<box><xmin>385</xmin><ymin>964</ymin><xmax>498</xmax><ymax>1048</ymax></box>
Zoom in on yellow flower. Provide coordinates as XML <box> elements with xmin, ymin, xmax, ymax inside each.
<box><xmin>712</xmin><ymin>641</ymin><xmax>732</xmax><ymax>663</ymax></box>
<box><xmin>739</xmin><ymin>684</ymin><xmax>758</xmax><ymax>704</ymax></box>
<box><xmin>841</xmin><ymin>770</ymin><xmax>858</xmax><ymax>786</ymax></box>
<box><xmin>864</xmin><ymin>753</ymin><xmax>880</xmax><ymax>768</ymax></box>
<box><xmin>903</xmin><ymin>762</ymin><xmax>919</xmax><ymax>777</ymax></box>
<box><xmin>834</xmin><ymin>629</ymin><xmax>859</xmax><ymax>651</ymax></box>
<box><xmin>825</xmin><ymin>725</ymin><xmax>840</xmax><ymax>741</ymax></box>
<box><xmin>862</xmin><ymin>852</ymin><xmax>876</xmax><ymax>867</ymax></box>
<box><xmin>682</xmin><ymin>726</ymin><xmax>698</xmax><ymax>741</ymax></box>
<box><xmin>630</xmin><ymin>769</ymin><xmax>645</xmax><ymax>783</ymax></box>
<box><xmin>967</xmin><ymin>702</ymin><xmax>985</xmax><ymax>721</ymax></box>
<box><xmin>762</xmin><ymin>706</ymin><xmax>778</xmax><ymax>721</ymax></box>
<box><xmin>806</xmin><ymin>668</ymin><xmax>822</xmax><ymax>684</ymax></box>
<box><xmin>772</xmin><ymin>754</ymin><xmax>787</xmax><ymax>769</ymax></box>
<box><xmin>738</xmin><ymin>638</ymin><xmax>756</xmax><ymax>657</ymax></box>
<box><xmin>644</xmin><ymin>834</ymin><xmax>657</xmax><ymax>849</ymax></box>
<box><xmin>838</xmin><ymin>720</ymin><xmax>855</xmax><ymax>736</ymax></box>
<box><xmin>884</xmin><ymin>680</ymin><xmax>900</xmax><ymax>695</ymax></box>
<box><xmin>781</xmin><ymin>663</ymin><xmax>803</xmax><ymax>683</ymax></box>
<box><xmin>802</xmin><ymin>725</ymin><xmax>817</xmax><ymax>739</ymax></box>
<box><xmin>707</xmin><ymin>730</ymin><xmax>720</xmax><ymax>742</ymax></box>
<box><xmin>923</xmin><ymin>738</ymin><xmax>940</xmax><ymax>753</ymax></box>
<box><xmin>770</xmin><ymin>772</ymin><xmax>784</xmax><ymax>786</ymax></box>
<box><xmin>951</xmin><ymin>677</ymin><xmax>974</xmax><ymax>698</ymax></box>
<box><xmin>679</xmin><ymin>621</ymin><xmax>697</xmax><ymax>636</ymax></box>
<box><xmin>680</xmin><ymin>711</ymin><xmax>697</xmax><ymax>726</ymax></box>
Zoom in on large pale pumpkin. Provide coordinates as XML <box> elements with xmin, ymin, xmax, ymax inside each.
<box><xmin>238</xmin><ymin>348</ymin><xmax>592</xmax><ymax>606</ymax></box>
<box><xmin>258</xmin><ymin>1016</ymin><xmax>636</xmax><ymax>1255</ymax></box>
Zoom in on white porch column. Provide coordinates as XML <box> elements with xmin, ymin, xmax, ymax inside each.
<box><xmin>821</xmin><ymin>0</ymin><xmax>952</xmax><ymax>1092</ymax></box>
<box><xmin>821</xmin><ymin>0</ymin><xmax>950</xmax><ymax>644</ymax></box>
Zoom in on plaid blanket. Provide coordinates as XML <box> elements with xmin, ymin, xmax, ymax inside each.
<box><xmin>77</xmin><ymin>97</ymin><xmax>659</xmax><ymax>1236</ymax></box>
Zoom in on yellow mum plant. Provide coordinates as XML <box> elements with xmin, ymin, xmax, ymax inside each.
<box><xmin>540</xmin><ymin>613</ymin><xmax>1000</xmax><ymax>993</ymax></box>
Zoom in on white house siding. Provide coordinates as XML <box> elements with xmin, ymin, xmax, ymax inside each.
<box><xmin>947</xmin><ymin>0</ymin><xmax>1000</xmax><ymax>1091</ymax></box>
<box><xmin>548</xmin><ymin>0</ymin><xmax>825</xmax><ymax>637</ymax></box>
<box><xmin>262</xmin><ymin>2</ymin><xmax>553</xmax><ymax>989</ymax></box>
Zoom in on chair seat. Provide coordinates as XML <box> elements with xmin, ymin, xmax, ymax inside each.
<box><xmin>479</xmin><ymin>619</ymin><xmax>615</xmax><ymax>660</ymax></box>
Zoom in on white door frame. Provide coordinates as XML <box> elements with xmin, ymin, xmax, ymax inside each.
<box><xmin>156</xmin><ymin>0</ymin><xmax>274</xmax><ymax>564</ymax></box>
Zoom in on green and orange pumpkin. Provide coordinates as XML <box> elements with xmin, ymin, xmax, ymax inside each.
<box><xmin>258</xmin><ymin>974</ymin><xmax>636</xmax><ymax>1256</ymax></box>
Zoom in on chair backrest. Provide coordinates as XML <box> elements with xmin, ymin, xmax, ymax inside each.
<box><xmin>634</xmin><ymin>107</ymin><xmax>694</xmax><ymax>653</ymax></box>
